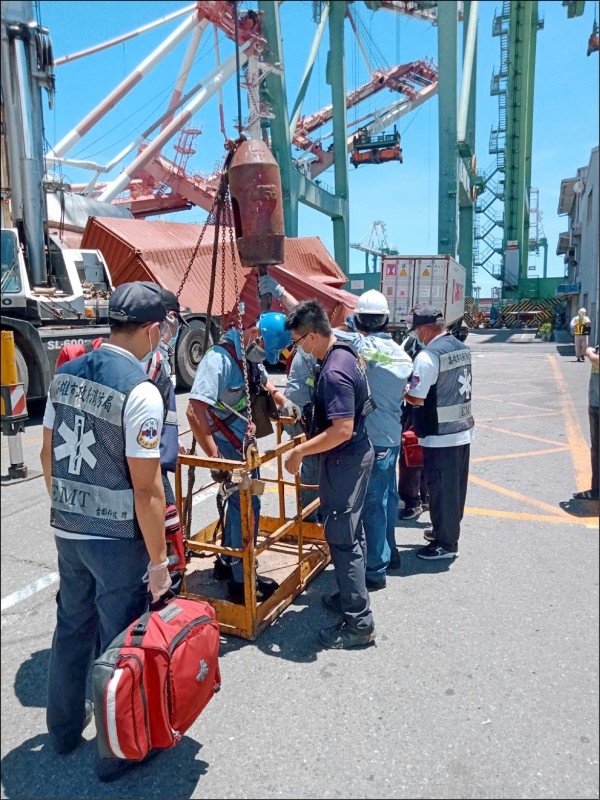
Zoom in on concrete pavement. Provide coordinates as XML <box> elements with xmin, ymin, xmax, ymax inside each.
<box><xmin>1</xmin><ymin>332</ymin><xmax>598</xmax><ymax>799</ymax></box>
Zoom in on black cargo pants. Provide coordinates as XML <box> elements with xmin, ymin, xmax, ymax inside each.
<box><xmin>423</xmin><ymin>444</ymin><xmax>470</xmax><ymax>552</ymax></box>
<box><xmin>319</xmin><ymin>435</ymin><xmax>375</xmax><ymax>631</ymax></box>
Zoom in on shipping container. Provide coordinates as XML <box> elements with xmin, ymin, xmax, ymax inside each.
<box><xmin>381</xmin><ymin>254</ymin><xmax>467</xmax><ymax>337</ymax></box>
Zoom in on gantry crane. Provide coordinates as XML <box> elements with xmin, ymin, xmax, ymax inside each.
<box><xmin>350</xmin><ymin>221</ymin><xmax>398</xmax><ymax>272</ymax></box>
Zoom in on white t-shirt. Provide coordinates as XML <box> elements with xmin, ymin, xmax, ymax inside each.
<box><xmin>43</xmin><ymin>343</ymin><xmax>164</xmax><ymax>540</ymax></box>
<box><xmin>407</xmin><ymin>333</ymin><xmax>475</xmax><ymax>448</ymax></box>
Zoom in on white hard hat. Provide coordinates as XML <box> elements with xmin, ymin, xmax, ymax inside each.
<box><xmin>355</xmin><ymin>289</ymin><xmax>390</xmax><ymax>316</ymax></box>
<box><xmin>579</xmin><ymin>307</ymin><xmax>587</xmax><ymax>315</ymax></box>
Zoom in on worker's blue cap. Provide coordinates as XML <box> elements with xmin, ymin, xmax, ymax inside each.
<box><xmin>109</xmin><ymin>282</ymin><xmax>167</xmax><ymax>324</ymax></box>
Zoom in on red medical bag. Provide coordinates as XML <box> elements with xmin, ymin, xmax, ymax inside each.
<box><xmin>93</xmin><ymin>596</ymin><xmax>221</xmax><ymax>761</ymax></box>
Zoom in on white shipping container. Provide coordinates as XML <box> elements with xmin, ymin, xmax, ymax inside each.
<box><xmin>381</xmin><ymin>254</ymin><xmax>466</xmax><ymax>328</ymax></box>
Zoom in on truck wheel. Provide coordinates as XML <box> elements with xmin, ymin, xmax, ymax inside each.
<box><xmin>454</xmin><ymin>325</ymin><xmax>469</xmax><ymax>342</ymax></box>
<box><xmin>175</xmin><ymin>320</ymin><xmax>212</xmax><ymax>390</ymax></box>
<box><xmin>13</xmin><ymin>344</ymin><xmax>29</xmax><ymax>397</ymax></box>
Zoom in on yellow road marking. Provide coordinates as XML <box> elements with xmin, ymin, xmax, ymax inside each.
<box><xmin>464</xmin><ymin>506</ymin><xmax>594</xmax><ymax>527</ymax></box>
<box><xmin>468</xmin><ymin>474</ymin><xmax>572</xmax><ymax>519</ymax></box>
<box><xmin>548</xmin><ymin>355</ymin><xmax>591</xmax><ymax>492</ymax></box>
<box><xmin>475</xmin><ymin>424</ymin><xmax>566</xmax><ymax>448</ymax></box>
<box><xmin>471</xmin><ymin>446</ymin><xmax>570</xmax><ymax>464</ymax></box>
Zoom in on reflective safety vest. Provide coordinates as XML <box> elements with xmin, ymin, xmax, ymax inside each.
<box><xmin>49</xmin><ymin>348</ymin><xmax>150</xmax><ymax>539</ymax></box>
<box><xmin>574</xmin><ymin>317</ymin><xmax>590</xmax><ymax>335</ymax></box>
<box><xmin>413</xmin><ymin>334</ymin><xmax>474</xmax><ymax>439</ymax></box>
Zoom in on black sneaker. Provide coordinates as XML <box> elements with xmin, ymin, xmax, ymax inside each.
<box><xmin>318</xmin><ymin>621</ymin><xmax>376</xmax><ymax>649</ymax></box>
<box><xmin>365</xmin><ymin>576</ymin><xmax>386</xmax><ymax>591</ymax></box>
<box><xmin>213</xmin><ymin>557</ymin><xmax>233</xmax><ymax>581</ymax></box>
<box><xmin>256</xmin><ymin>574</ymin><xmax>279</xmax><ymax>600</ymax></box>
<box><xmin>388</xmin><ymin>548</ymin><xmax>401</xmax><ymax>570</ymax></box>
<box><xmin>416</xmin><ymin>543</ymin><xmax>458</xmax><ymax>560</ymax></box>
<box><xmin>573</xmin><ymin>489</ymin><xmax>600</xmax><ymax>500</ymax></box>
<box><xmin>321</xmin><ymin>592</ymin><xmax>342</xmax><ymax>613</ymax></box>
<box><xmin>398</xmin><ymin>505</ymin><xmax>422</xmax><ymax>520</ymax></box>
<box><xmin>423</xmin><ymin>528</ymin><xmax>435</xmax><ymax>542</ymax></box>
<box><xmin>227</xmin><ymin>575</ymin><xmax>279</xmax><ymax>604</ymax></box>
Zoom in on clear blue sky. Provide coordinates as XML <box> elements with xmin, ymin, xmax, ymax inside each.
<box><xmin>39</xmin><ymin>0</ymin><xmax>599</xmax><ymax>297</ymax></box>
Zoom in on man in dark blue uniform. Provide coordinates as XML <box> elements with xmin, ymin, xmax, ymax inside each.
<box><xmin>403</xmin><ymin>304</ymin><xmax>474</xmax><ymax>560</ymax></box>
<box><xmin>40</xmin><ymin>283</ymin><xmax>171</xmax><ymax>781</ymax></box>
<box><xmin>283</xmin><ymin>300</ymin><xmax>375</xmax><ymax>649</ymax></box>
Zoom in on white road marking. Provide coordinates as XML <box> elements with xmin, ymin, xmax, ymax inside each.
<box><xmin>1</xmin><ymin>571</ymin><xmax>59</xmax><ymax>612</ymax></box>
<box><xmin>192</xmin><ymin>486</ymin><xmax>218</xmax><ymax>506</ymax></box>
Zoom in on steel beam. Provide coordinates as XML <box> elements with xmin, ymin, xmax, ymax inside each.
<box><xmin>503</xmin><ymin>1</ymin><xmax>538</xmax><ymax>296</ymax></box>
<box><xmin>296</xmin><ymin>172</ymin><xmax>346</xmax><ymax>218</ymax></box>
<box><xmin>98</xmin><ymin>42</ymin><xmax>252</xmax><ymax>202</ymax></box>
<box><xmin>288</xmin><ymin>2</ymin><xmax>330</xmax><ymax>136</ymax></box>
<box><xmin>458</xmin><ymin>0</ymin><xmax>478</xmax><ymax>296</ymax></box>
<box><xmin>51</xmin><ymin>13</ymin><xmax>200</xmax><ymax>158</ymax></box>
<box><xmin>328</xmin><ymin>0</ymin><xmax>350</xmax><ymax>274</ymax></box>
<box><xmin>258</xmin><ymin>0</ymin><xmax>298</xmax><ymax>236</ymax></box>
<box><xmin>437</xmin><ymin>0</ymin><xmax>458</xmax><ymax>259</ymax></box>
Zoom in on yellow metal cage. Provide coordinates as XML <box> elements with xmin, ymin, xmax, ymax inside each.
<box><xmin>176</xmin><ymin>420</ymin><xmax>329</xmax><ymax>640</ymax></box>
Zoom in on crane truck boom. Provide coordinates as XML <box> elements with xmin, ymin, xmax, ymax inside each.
<box><xmin>1</xmin><ymin>0</ymin><xmax>114</xmax><ymax>400</ymax></box>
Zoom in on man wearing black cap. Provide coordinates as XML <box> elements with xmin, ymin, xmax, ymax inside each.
<box><xmin>403</xmin><ymin>304</ymin><xmax>474</xmax><ymax>560</ymax></box>
<box><xmin>40</xmin><ymin>282</ymin><xmax>172</xmax><ymax>780</ymax></box>
<box><xmin>142</xmin><ymin>285</ymin><xmax>189</xmax><ymax>502</ymax></box>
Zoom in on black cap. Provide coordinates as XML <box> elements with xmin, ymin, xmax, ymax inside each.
<box><xmin>109</xmin><ymin>282</ymin><xmax>167</xmax><ymax>324</ymax></box>
<box><xmin>405</xmin><ymin>303</ymin><xmax>444</xmax><ymax>332</ymax></box>
<box><xmin>161</xmin><ymin>288</ymin><xmax>190</xmax><ymax>328</ymax></box>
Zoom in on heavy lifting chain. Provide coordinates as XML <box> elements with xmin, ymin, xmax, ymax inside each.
<box><xmin>223</xmin><ymin>192</ymin><xmax>256</xmax><ymax>447</ymax></box>
<box><xmin>179</xmin><ymin>140</ymin><xmax>257</xmax><ymax>540</ymax></box>
<box><xmin>178</xmin><ymin>159</ymin><xmax>230</xmax><ymax>541</ymax></box>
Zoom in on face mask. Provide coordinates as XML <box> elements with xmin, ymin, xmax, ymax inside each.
<box><xmin>246</xmin><ymin>341</ymin><xmax>266</xmax><ymax>363</ymax></box>
<box><xmin>296</xmin><ymin>334</ymin><xmax>314</xmax><ymax>358</ymax></box>
<box><xmin>139</xmin><ymin>325</ymin><xmax>159</xmax><ymax>365</ymax></box>
<box><xmin>161</xmin><ymin>312</ymin><xmax>180</xmax><ymax>347</ymax></box>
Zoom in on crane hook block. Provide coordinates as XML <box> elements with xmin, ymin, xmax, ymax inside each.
<box><xmin>227</xmin><ymin>139</ymin><xmax>285</xmax><ymax>268</ymax></box>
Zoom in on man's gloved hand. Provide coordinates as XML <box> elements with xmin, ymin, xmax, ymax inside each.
<box><xmin>211</xmin><ymin>468</ymin><xmax>232</xmax><ymax>483</ymax></box>
<box><xmin>279</xmin><ymin>398</ymin><xmax>302</xmax><ymax>422</ymax></box>
<box><xmin>258</xmin><ymin>274</ymin><xmax>285</xmax><ymax>299</ymax></box>
<box><xmin>147</xmin><ymin>559</ymin><xmax>172</xmax><ymax>603</ymax></box>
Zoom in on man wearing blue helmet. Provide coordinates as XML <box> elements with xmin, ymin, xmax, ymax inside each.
<box><xmin>186</xmin><ymin>312</ymin><xmax>292</xmax><ymax>604</ymax></box>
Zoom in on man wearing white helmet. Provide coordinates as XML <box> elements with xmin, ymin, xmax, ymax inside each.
<box><xmin>570</xmin><ymin>307</ymin><xmax>592</xmax><ymax>361</ymax></box>
<box><xmin>258</xmin><ymin>277</ymin><xmax>413</xmax><ymax>583</ymax></box>
<box><xmin>335</xmin><ymin>290</ymin><xmax>413</xmax><ymax>587</ymax></box>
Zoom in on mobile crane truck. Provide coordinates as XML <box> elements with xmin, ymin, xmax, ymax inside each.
<box><xmin>1</xmin><ymin>0</ymin><xmax>114</xmax><ymax>401</ymax></box>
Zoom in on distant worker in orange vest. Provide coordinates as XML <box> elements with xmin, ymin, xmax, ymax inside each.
<box><xmin>570</xmin><ymin>307</ymin><xmax>592</xmax><ymax>362</ymax></box>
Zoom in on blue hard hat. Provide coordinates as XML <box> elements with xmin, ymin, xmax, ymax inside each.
<box><xmin>258</xmin><ymin>312</ymin><xmax>292</xmax><ymax>364</ymax></box>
